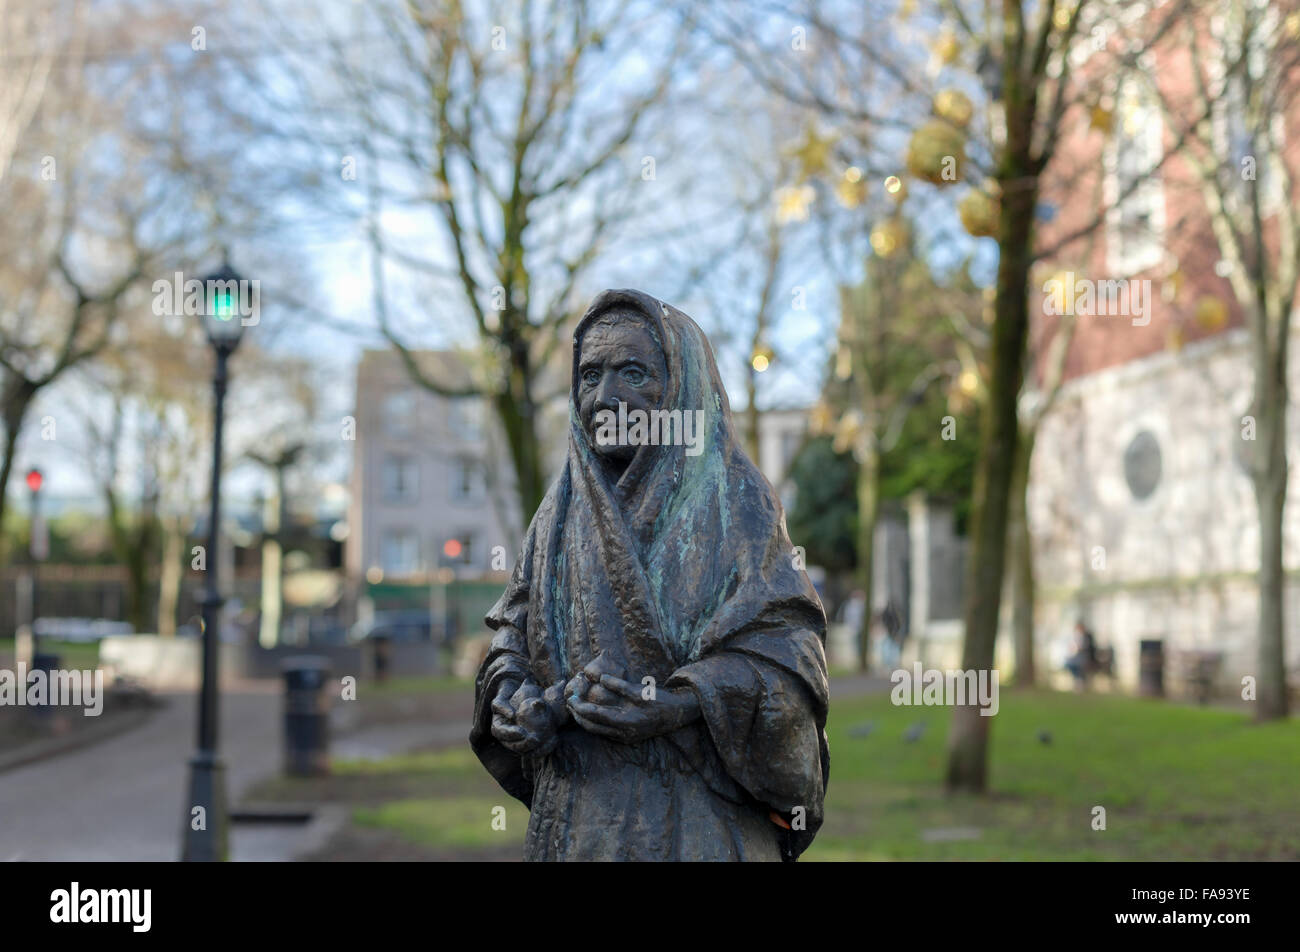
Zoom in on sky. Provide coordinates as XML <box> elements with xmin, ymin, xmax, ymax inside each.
<box><xmin>5</xmin><ymin>0</ymin><xmax>996</xmax><ymax>521</ymax></box>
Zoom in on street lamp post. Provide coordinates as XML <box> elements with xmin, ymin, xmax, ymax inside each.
<box><xmin>182</xmin><ymin>262</ymin><xmax>248</xmax><ymax>862</ymax></box>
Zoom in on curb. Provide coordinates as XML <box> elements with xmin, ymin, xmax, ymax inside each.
<box><xmin>0</xmin><ymin>704</ymin><xmax>157</xmax><ymax>775</ymax></box>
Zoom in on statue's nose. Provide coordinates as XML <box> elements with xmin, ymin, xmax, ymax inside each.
<box><xmin>594</xmin><ymin>376</ymin><xmax>621</xmax><ymax>412</ymax></box>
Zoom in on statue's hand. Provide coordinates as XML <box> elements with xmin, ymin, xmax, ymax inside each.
<box><xmin>490</xmin><ymin>679</ymin><xmax>559</xmax><ymax>756</ymax></box>
<box><xmin>567</xmin><ymin>672</ymin><xmax>699</xmax><ymax>744</ymax></box>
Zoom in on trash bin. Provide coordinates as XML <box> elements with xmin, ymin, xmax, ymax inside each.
<box><xmin>28</xmin><ymin>651</ymin><xmax>60</xmax><ymax>719</ymax></box>
<box><xmin>1138</xmin><ymin>639</ymin><xmax>1165</xmax><ymax>698</ymax></box>
<box><xmin>1184</xmin><ymin>650</ymin><xmax>1222</xmax><ymax>706</ymax></box>
<box><xmin>282</xmin><ymin>656</ymin><xmax>332</xmax><ymax>777</ymax></box>
<box><xmin>371</xmin><ymin>634</ymin><xmax>391</xmax><ymax>683</ymax></box>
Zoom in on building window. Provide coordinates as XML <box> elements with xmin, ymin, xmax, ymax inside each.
<box><xmin>1213</xmin><ymin>2</ymin><xmax>1284</xmax><ymax>217</ymax></box>
<box><xmin>380</xmin><ymin>528</ymin><xmax>420</xmax><ymax>576</ymax></box>
<box><xmin>449</xmin><ymin>398</ymin><xmax>484</xmax><ymax>441</ymax></box>
<box><xmin>451</xmin><ymin>456</ymin><xmax>480</xmax><ymax>501</ymax></box>
<box><xmin>1105</xmin><ymin>77</ymin><xmax>1165</xmax><ymax>276</ymax></box>
<box><xmin>382</xmin><ymin>454</ymin><xmax>419</xmax><ymax>503</ymax></box>
<box><xmin>383</xmin><ymin>390</ymin><xmax>417</xmax><ymax>437</ymax></box>
<box><xmin>1123</xmin><ymin>430</ymin><xmax>1162</xmax><ymax>501</ymax></box>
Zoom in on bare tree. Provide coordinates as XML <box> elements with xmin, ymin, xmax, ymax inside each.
<box><xmin>0</xmin><ymin>0</ymin><xmax>71</xmax><ymax>184</ymax></box>
<box><xmin>210</xmin><ymin>0</ymin><xmax>704</xmax><ymax>533</ymax></box>
<box><xmin>0</xmin><ymin>1</ymin><xmax>232</xmax><ymax>567</ymax></box>
<box><xmin>700</xmin><ymin>0</ymin><xmax>1198</xmax><ymax>789</ymax></box>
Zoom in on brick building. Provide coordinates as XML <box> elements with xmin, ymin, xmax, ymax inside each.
<box><xmin>1024</xmin><ymin>0</ymin><xmax>1300</xmax><ymax>691</ymax></box>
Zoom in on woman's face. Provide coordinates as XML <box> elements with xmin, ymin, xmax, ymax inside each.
<box><xmin>577</xmin><ymin>316</ymin><xmax>667</xmax><ymax>463</ymax></box>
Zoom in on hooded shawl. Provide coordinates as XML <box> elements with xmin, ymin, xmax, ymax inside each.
<box><xmin>470</xmin><ymin>289</ymin><xmax>830</xmax><ymax>861</ymax></box>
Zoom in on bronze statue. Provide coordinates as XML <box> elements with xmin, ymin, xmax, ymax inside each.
<box><xmin>470</xmin><ymin>289</ymin><xmax>829</xmax><ymax>861</ymax></box>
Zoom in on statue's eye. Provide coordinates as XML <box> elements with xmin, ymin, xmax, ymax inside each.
<box><xmin>622</xmin><ymin>367</ymin><xmax>646</xmax><ymax>386</ymax></box>
<box><xmin>582</xmin><ymin>369</ymin><xmax>601</xmax><ymax>387</ymax></box>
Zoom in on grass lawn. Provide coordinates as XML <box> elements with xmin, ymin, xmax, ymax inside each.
<box><xmin>0</xmin><ymin>638</ymin><xmax>100</xmax><ymax>671</ymax></box>
<box><xmin>814</xmin><ymin>689</ymin><xmax>1299</xmax><ymax>860</ymax></box>
<box><xmin>363</xmin><ymin>675</ymin><xmax>474</xmax><ymax>697</ymax></box>
<box><xmin>256</xmin><ymin>688</ymin><xmax>1300</xmax><ymax>861</ymax></box>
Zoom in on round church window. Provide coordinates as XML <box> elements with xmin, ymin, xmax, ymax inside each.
<box><xmin>1123</xmin><ymin>430</ymin><xmax>1162</xmax><ymax>500</ymax></box>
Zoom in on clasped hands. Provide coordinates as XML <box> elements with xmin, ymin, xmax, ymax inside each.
<box><xmin>489</xmin><ymin>652</ymin><xmax>699</xmax><ymax>754</ymax></box>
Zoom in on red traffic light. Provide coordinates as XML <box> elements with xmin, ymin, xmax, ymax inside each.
<box><xmin>25</xmin><ymin>468</ymin><xmax>43</xmax><ymax>492</ymax></box>
<box><xmin>442</xmin><ymin>539</ymin><xmax>462</xmax><ymax>559</ymax></box>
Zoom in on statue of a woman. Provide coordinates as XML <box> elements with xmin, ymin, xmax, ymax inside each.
<box><xmin>470</xmin><ymin>289</ymin><xmax>829</xmax><ymax>861</ymax></box>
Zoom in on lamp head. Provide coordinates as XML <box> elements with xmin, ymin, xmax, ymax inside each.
<box><xmin>200</xmin><ymin>262</ymin><xmax>247</xmax><ymax>351</ymax></box>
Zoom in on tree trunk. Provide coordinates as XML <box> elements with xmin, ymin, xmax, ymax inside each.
<box><xmin>746</xmin><ymin>366</ymin><xmax>761</xmax><ymax>464</ymax></box>
<box><xmin>157</xmin><ymin>519</ymin><xmax>184</xmax><ymax>638</ymax></box>
<box><xmin>496</xmin><ymin>344</ymin><xmax>546</xmax><ymax>536</ymax></box>
<box><xmin>1009</xmin><ymin>424</ymin><xmax>1037</xmax><ymax>687</ymax></box>
<box><xmin>259</xmin><ymin>467</ymin><xmax>286</xmax><ymax>648</ymax></box>
<box><xmin>116</xmin><ymin>509</ymin><xmax>157</xmax><ymax>634</ymax></box>
<box><xmin>856</xmin><ymin>445</ymin><xmax>879</xmax><ymax>672</ymax></box>
<box><xmin>945</xmin><ymin>165</ymin><xmax>1038</xmax><ymax>793</ymax></box>
<box><xmin>0</xmin><ymin>380</ymin><xmax>36</xmax><ymax>566</ymax></box>
<box><xmin>1253</xmin><ymin>368</ymin><xmax>1289</xmax><ymax>720</ymax></box>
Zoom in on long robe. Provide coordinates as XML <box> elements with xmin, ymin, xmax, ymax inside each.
<box><xmin>470</xmin><ymin>289</ymin><xmax>830</xmax><ymax>861</ymax></box>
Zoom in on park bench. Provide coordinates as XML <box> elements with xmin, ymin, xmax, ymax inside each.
<box><xmin>1171</xmin><ymin>649</ymin><xmax>1223</xmax><ymax>705</ymax></box>
<box><xmin>1092</xmin><ymin>646</ymin><xmax>1116</xmax><ymax>681</ymax></box>
<box><xmin>1057</xmin><ymin>644</ymin><xmax>1117</xmax><ymax>692</ymax></box>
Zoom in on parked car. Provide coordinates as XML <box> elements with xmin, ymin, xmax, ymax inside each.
<box><xmin>349</xmin><ymin>611</ymin><xmax>438</xmax><ymax>644</ymax></box>
<box><xmin>32</xmin><ymin>618</ymin><xmax>135</xmax><ymax>642</ymax></box>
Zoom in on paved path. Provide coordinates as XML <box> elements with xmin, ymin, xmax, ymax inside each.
<box><xmin>829</xmin><ymin>673</ymin><xmax>894</xmax><ymax>698</ymax></box>
<box><xmin>0</xmin><ymin>685</ymin><xmax>283</xmax><ymax>861</ymax></box>
<box><xmin>0</xmin><ymin>682</ymin><xmax>461</xmax><ymax>862</ymax></box>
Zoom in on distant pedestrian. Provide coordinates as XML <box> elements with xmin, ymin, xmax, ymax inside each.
<box><xmin>880</xmin><ymin>599</ymin><xmax>904</xmax><ymax>671</ymax></box>
<box><xmin>838</xmin><ymin>589</ymin><xmax>867</xmax><ymax>661</ymax></box>
<box><xmin>1064</xmin><ymin>619</ymin><xmax>1098</xmax><ymax>691</ymax></box>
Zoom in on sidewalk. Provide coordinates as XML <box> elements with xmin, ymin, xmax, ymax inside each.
<box><xmin>0</xmin><ymin>681</ymin><xmax>463</xmax><ymax>862</ymax></box>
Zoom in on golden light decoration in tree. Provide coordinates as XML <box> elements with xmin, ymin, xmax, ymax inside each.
<box><xmin>751</xmin><ymin>344</ymin><xmax>775</xmax><ymax>372</ymax></box>
<box><xmin>947</xmin><ymin>381</ymin><xmax>972</xmax><ymax>415</ymax></box>
<box><xmin>1194</xmin><ymin>295</ymin><xmax>1228</xmax><ymax>330</ymax></box>
<box><xmin>959</xmin><ymin>187</ymin><xmax>998</xmax><ymax>238</ymax></box>
<box><xmin>784</xmin><ymin>126</ymin><xmax>838</xmax><ymax>182</ymax></box>
<box><xmin>870</xmin><ymin>217</ymin><xmax>908</xmax><ymax>257</ymax></box>
<box><xmin>1162</xmin><ymin>268</ymin><xmax>1185</xmax><ymax>302</ymax></box>
<box><xmin>836</xmin><ymin>166</ymin><xmax>867</xmax><ymax>208</ymax></box>
<box><xmin>933</xmin><ymin>89</ymin><xmax>974</xmax><ymax>128</ymax></box>
<box><xmin>832</xmin><ymin>409</ymin><xmax>865</xmax><ymax>456</ymax></box>
<box><xmin>809</xmin><ymin>401</ymin><xmax>834</xmax><ymax>435</ymax></box>
<box><xmin>835</xmin><ymin>345</ymin><xmax>852</xmax><ymax>380</ymax></box>
<box><xmin>932</xmin><ymin>29</ymin><xmax>960</xmax><ymax>66</ymax></box>
<box><xmin>905</xmin><ymin>119</ymin><xmax>966</xmax><ymax>186</ymax></box>
<box><xmin>774</xmin><ymin>184</ymin><xmax>815</xmax><ymax>223</ymax></box>
<box><xmin>1053</xmin><ymin>4</ymin><xmax>1074</xmax><ymax>29</ymax></box>
<box><xmin>883</xmin><ymin>175</ymin><xmax>906</xmax><ymax>200</ymax></box>
<box><xmin>1089</xmin><ymin>104</ymin><xmax>1114</xmax><ymax>135</ymax></box>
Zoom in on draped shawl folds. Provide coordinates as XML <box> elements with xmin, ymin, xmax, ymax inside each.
<box><xmin>470</xmin><ymin>288</ymin><xmax>830</xmax><ymax>860</ymax></box>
